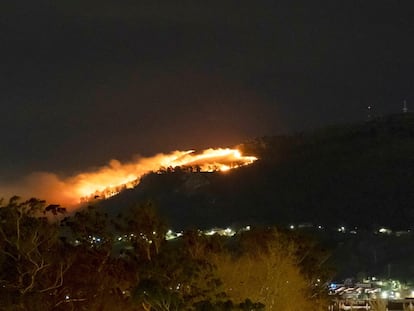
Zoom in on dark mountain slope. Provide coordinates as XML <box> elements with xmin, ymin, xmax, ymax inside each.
<box><xmin>98</xmin><ymin>113</ymin><xmax>414</xmax><ymax>230</ymax></box>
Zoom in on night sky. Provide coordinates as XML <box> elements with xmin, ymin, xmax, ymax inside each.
<box><xmin>1</xmin><ymin>1</ymin><xmax>413</xmax><ymax>180</ymax></box>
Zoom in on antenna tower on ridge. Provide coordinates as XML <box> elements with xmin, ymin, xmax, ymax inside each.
<box><xmin>403</xmin><ymin>100</ymin><xmax>408</xmax><ymax>113</ymax></box>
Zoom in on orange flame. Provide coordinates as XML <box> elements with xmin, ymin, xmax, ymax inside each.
<box><xmin>75</xmin><ymin>148</ymin><xmax>257</xmax><ymax>203</ymax></box>
<box><xmin>0</xmin><ymin>148</ymin><xmax>257</xmax><ymax>208</ymax></box>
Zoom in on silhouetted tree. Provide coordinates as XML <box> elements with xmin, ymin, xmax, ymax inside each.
<box><xmin>0</xmin><ymin>197</ymin><xmax>69</xmax><ymax>310</ymax></box>
<box><xmin>114</xmin><ymin>201</ymin><xmax>167</xmax><ymax>262</ymax></box>
<box><xmin>211</xmin><ymin>228</ymin><xmax>328</xmax><ymax>311</ymax></box>
<box><xmin>59</xmin><ymin>205</ymin><xmax>138</xmax><ymax>310</ymax></box>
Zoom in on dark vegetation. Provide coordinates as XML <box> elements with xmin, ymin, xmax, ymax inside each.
<box><xmin>97</xmin><ymin>113</ymin><xmax>414</xmax><ymax>280</ymax></box>
<box><xmin>100</xmin><ymin>113</ymin><xmax>414</xmax><ymax>230</ymax></box>
<box><xmin>0</xmin><ymin>197</ymin><xmax>329</xmax><ymax>310</ymax></box>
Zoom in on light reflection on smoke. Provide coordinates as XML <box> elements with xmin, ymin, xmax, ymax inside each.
<box><xmin>0</xmin><ymin>148</ymin><xmax>257</xmax><ymax>208</ymax></box>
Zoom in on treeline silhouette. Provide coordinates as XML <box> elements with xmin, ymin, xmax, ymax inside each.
<box><xmin>0</xmin><ymin>197</ymin><xmax>330</xmax><ymax>311</ymax></box>
<box><xmin>99</xmin><ymin>113</ymin><xmax>414</xmax><ymax>230</ymax></box>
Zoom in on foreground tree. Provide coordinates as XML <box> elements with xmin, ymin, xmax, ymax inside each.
<box><xmin>0</xmin><ymin>196</ymin><xmax>69</xmax><ymax>310</ymax></box>
<box><xmin>133</xmin><ymin>231</ymin><xmax>227</xmax><ymax>311</ymax></box>
<box><xmin>60</xmin><ymin>206</ymin><xmax>135</xmax><ymax>311</ymax></box>
<box><xmin>1</xmin><ymin>196</ymin><xmax>331</xmax><ymax>310</ymax></box>
<box><xmin>211</xmin><ymin>228</ymin><xmax>328</xmax><ymax>311</ymax></box>
<box><xmin>114</xmin><ymin>201</ymin><xmax>167</xmax><ymax>262</ymax></box>
<box><xmin>291</xmin><ymin>231</ymin><xmax>333</xmax><ymax>300</ymax></box>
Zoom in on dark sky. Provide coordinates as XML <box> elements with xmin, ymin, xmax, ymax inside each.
<box><xmin>1</xmin><ymin>1</ymin><xmax>413</xmax><ymax>179</ymax></box>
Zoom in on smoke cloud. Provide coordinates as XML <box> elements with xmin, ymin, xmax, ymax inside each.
<box><xmin>0</xmin><ymin>148</ymin><xmax>256</xmax><ymax>209</ymax></box>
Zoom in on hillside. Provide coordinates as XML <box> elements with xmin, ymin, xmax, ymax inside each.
<box><xmin>98</xmin><ymin>113</ymin><xmax>414</xmax><ymax>230</ymax></box>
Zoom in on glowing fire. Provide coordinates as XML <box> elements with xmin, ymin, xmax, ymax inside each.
<box><xmin>0</xmin><ymin>148</ymin><xmax>257</xmax><ymax>207</ymax></box>
<box><xmin>159</xmin><ymin>148</ymin><xmax>257</xmax><ymax>173</ymax></box>
<box><xmin>74</xmin><ymin>148</ymin><xmax>257</xmax><ymax>203</ymax></box>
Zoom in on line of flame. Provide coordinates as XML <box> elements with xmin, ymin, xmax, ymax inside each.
<box><xmin>0</xmin><ymin>148</ymin><xmax>257</xmax><ymax>207</ymax></box>
<box><xmin>76</xmin><ymin>148</ymin><xmax>257</xmax><ymax>203</ymax></box>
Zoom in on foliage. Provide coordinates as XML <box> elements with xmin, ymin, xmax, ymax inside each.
<box><xmin>133</xmin><ymin>231</ymin><xmax>227</xmax><ymax>310</ymax></box>
<box><xmin>59</xmin><ymin>205</ymin><xmax>134</xmax><ymax>310</ymax></box>
<box><xmin>0</xmin><ymin>196</ymin><xmax>332</xmax><ymax>310</ymax></box>
<box><xmin>0</xmin><ymin>197</ymin><xmax>69</xmax><ymax>310</ymax></box>
<box><xmin>113</xmin><ymin>201</ymin><xmax>167</xmax><ymax>262</ymax></box>
<box><xmin>211</xmin><ymin>228</ymin><xmax>327</xmax><ymax>311</ymax></box>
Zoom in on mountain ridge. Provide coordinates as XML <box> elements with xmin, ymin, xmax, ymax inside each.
<box><xmin>97</xmin><ymin>113</ymin><xmax>414</xmax><ymax>230</ymax></box>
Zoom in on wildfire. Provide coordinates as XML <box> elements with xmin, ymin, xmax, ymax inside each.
<box><xmin>160</xmin><ymin>148</ymin><xmax>257</xmax><ymax>172</ymax></box>
<box><xmin>73</xmin><ymin>148</ymin><xmax>257</xmax><ymax>203</ymax></box>
<box><xmin>0</xmin><ymin>148</ymin><xmax>257</xmax><ymax>207</ymax></box>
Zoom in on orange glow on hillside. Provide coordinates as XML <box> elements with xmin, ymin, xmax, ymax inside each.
<box><xmin>0</xmin><ymin>148</ymin><xmax>257</xmax><ymax>207</ymax></box>
<box><xmin>74</xmin><ymin>148</ymin><xmax>257</xmax><ymax>203</ymax></box>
